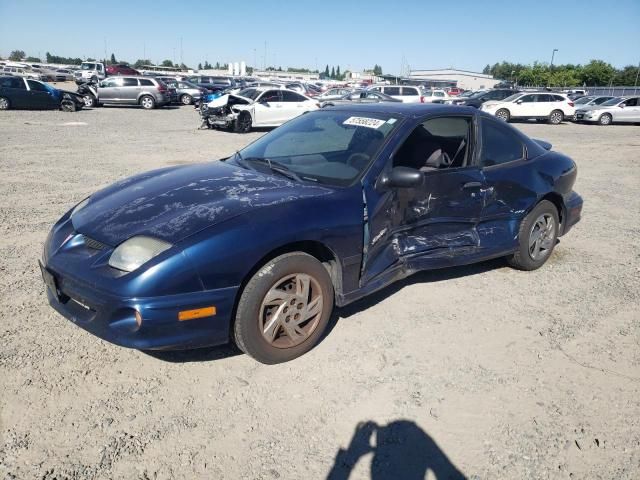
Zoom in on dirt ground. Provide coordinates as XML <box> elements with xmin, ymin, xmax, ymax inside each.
<box><xmin>0</xmin><ymin>103</ymin><xmax>638</xmax><ymax>480</ymax></box>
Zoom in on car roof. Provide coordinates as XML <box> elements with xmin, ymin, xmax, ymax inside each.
<box><xmin>326</xmin><ymin>102</ymin><xmax>478</xmax><ymax>118</ymax></box>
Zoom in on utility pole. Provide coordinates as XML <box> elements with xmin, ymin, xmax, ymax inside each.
<box><xmin>634</xmin><ymin>61</ymin><xmax>640</xmax><ymax>94</ymax></box>
<box><xmin>264</xmin><ymin>41</ymin><xmax>267</xmax><ymax>70</ymax></box>
<box><xmin>180</xmin><ymin>37</ymin><xmax>183</xmax><ymax>67</ymax></box>
<box><xmin>550</xmin><ymin>48</ymin><xmax>558</xmax><ymax>70</ymax></box>
<box><xmin>143</xmin><ymin>42</ymin><xmax>146</xmax><ymax>61</ymax></box>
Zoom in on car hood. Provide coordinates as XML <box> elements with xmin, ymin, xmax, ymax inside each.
<box><xmin>575</xmin><ymin>104</ymin><xmax>610</xmax><ymax>111</ymax></box>
<box><xmin>71</xmin><ymin>161</ymin><xmax>334</xmax><ymax>246</ymax></box>
<box><xmin>206</xmin><ymin>93</ymin><xmax>252</xmax><ymax>108</ymax></box>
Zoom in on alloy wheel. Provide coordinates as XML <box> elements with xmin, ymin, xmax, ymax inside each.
<box><xmin>0</xmin><ymin>98</ymin><xmax>9</xmax><ymax>110</ymax></box>
<box><xmin>181</xmin><ymin>94</ymin><xmax>192</xmax><ymax>105</ymax></box>
<box><xmin>550</xmin><ymin>111</ymin><xmax>563</xmax><ymax>124</ymax></box>
<box><xmin>259</xmin><ymin>273</ymin><xmax>324</xmax><ymax>348</ymax></box>
<box><xmin>83</xmin><ymin>95</ymin><xmax>94</xmax><ymax>107</ymax></box>
<box><xmin>529</xmin><ymin>213</ymin><xmax>556</xmax><ymax>260</ymax></box>
<box><xmin>496</xmin><ymin>109</ymin><xmax>509</xmax><ymax>121</ymax></box>
<box><xmin>141</xmin><ymin>97</ymin><xmax>154</xmax><ymax>109</ymax></box>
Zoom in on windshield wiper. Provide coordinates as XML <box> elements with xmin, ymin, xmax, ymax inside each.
<box><xmin>244</xmin><ymin>157</ymin><xmax>302</xmax><ymax>182</ymax></box>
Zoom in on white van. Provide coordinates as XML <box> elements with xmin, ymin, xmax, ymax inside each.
<box><xmin>368</xmin><ymin>85</ymin><xmax>424</xmax><ymax>103</ymax></box>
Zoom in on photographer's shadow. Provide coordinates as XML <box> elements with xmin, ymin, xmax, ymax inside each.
<box><xmin>328</xmin><ymin>420</ymin><xmax>466</xmax><ymax>480</ymax></box>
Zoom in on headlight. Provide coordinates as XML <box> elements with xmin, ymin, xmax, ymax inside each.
<box><xmin>70</xmin><ymin>197</ymin><xmax>90</xmax><ymax>218</ymax></box>
<box><xmin>108</xmin><ymin>236</ymin><xmax>172</xmax><ymax>272</ymax></box>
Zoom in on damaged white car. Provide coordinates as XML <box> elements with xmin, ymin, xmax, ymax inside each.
<box><xmin>200</xmin><ymin>87</ymin><xmax>319</xmax><ymax>132</ymax></box>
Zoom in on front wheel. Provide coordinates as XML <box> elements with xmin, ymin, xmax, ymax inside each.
<box><xmin>549</xmin><ymin>110</ymin><xmax>563</xmax><ymax>125</ymax></box>
<box><xmin>180</xmin><ymin>94</ymin><xmax>193</xmax><ymax>105</ymax></box>
<box><xmin>495</xmin><ymin>108</ymin><xmax>510</xmax><ymax>122</ymax></box>
<box><xmin>508</xmin><ymin>200</ymin><xmax>559</xmax><ymax>271</ymax></box>
<box><xmin>234</xmin><ymin>111</ymin><xmax>252</xmax><ymax>133</ymax></box>
<box><xmin>60</xmin><ymin>99</ymin><xmax>77</xmax><ymax>112</ymax></box>
<box><xmin>83</xmin><ymin>94</ymin><xmax>97</xmax><ymax>108</ymax></box>
<box><xmin>0</xmin><ymin>97</ymin><xmax>10</xmax><ymax>110</ymax></box>
<box><xmin>233</xmin><ymin>252</ymin><xmax>334</xmax><ymax>364</ymax></box>
<box><xmin>140</xmin><ymin>95</ymin><xmax>155</xmax><ymax>110</ymax></box>
<box><xmin>598</xmin><ymin>113</ymin><xmax>612</xmax><ymax>126</ymax></box>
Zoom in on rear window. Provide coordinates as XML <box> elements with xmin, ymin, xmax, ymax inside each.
<box><xmin>1</xmin><ymin>77</ymin><xmax>25</xmax><ymax>89</ymax></box>
<box><xmin>401</xmin><ymin>87</ymin><xmax>418</xmax><ymax>96</ymax></box>
<box><xmin>385</xmin><ymin>87</ymin><xmax>400</xmax><ymax>96</ymax></box>
<box><xmin>139</xmin><ymin>79</ymin><xmax>154</xmax><ymax>86</ymax></box>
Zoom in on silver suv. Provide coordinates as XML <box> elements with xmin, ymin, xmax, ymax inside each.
<box><xmin>96</xmin><ymin>76</ymin><xmax>171</xmax><ymax>109</ymax></box>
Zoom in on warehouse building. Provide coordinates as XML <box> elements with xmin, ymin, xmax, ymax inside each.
<box><xmin>409</xmin><ymin>68</ymin><xmax>502</xmax><ymax>90</ymax></box>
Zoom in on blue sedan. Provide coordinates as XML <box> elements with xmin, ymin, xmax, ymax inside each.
<box><xmin>41</xmin><ymin>104</ymin><xmax>583</xmax><ymax>363</ymax></box>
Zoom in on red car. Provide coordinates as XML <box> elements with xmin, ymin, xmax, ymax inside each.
<box><xmin>105</xmin><ymin>64</ymin><xmax>140</xmax><ymax>76</ymax></box>
<box><xmin>446</xmin><ymin>87</ymin><xmax>464</xmax><ymax>96</ymax></box>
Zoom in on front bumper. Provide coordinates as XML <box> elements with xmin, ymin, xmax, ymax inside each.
<box><xmin>574</xmin><ymin>111</ymin><xmax>600</xmax><ymax>122</ymax></box>
<box><xmin>41</xmin><ymin>265</ymin><xmax>238</xmax><ymax>350</ymax></box>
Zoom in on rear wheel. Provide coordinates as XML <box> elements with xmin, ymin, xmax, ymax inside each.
<box><xmin>60</xmin><ymin>99</ymin><xmax>77</xmax><ymax>112</ymax></box>
<box><xmin>234</xmin><ymin>111</ymin><xmax>252</xmax><ymax>133</ymax></box>
<box><xmin>549</xmin><ymin>110</ymin><xmax>563</xmax><ymax>125</ymax></box>
<box><xmin>508</xmin><ymin>200</ymin><xmax>559</xmax><ymax>271</ymax></box>
<box><xmin>0</xmin><ymin>97</ymin><xmax>10</xmax><ymax>110</ymax></box>
<box><xmin>233</xmin><ymin>252</ymin><xmax>334</xmax><ymax>364</ymax></box>
<box><xmin>180</xmin><ymin>94</ymin><xmax>193</xmax><ymax>105</ymax></box>
<box><xmin>598</xmin><ymin>113</ymin><xmax>612</xmax><ymax>126</ymax></box>
<box><xmin>495</xmin><ymin>108</ymin><xmax>510</xmax><ymax>122</ymax></box>
<box><xmin>140</xmin><ymin>95</ymin><xmax>155</xmax><ymax>110</ymax></box>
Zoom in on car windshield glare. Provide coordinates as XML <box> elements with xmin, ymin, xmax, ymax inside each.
<box><xmin>229</xmin><ymin>110</ymin><xmax>400</xmax><ymax>186</ymax></box>
<box><xmin>574</xmin><ymin>96</ymin><xmax>594</xmax><ymax>104</ymax></box>
<box><xmin>237</xmin><ymin>88</ymin><xmax>262</xmax><ymax>100</ymax></box>
<box><xmin>601</xmin><ymin>97</ymin><xmax>623</xmax><ymax>106</ymax></box>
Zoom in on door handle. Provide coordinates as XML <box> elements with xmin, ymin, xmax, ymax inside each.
<box><xmin>462</xmin><ymin>181</ymin><xmax>482</xmax><ymax>189</ymax></box>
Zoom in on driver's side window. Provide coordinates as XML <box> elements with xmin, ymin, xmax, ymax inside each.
<box><xmin>393</xmin><ymin>117</ymin><xmax>472</xmax><ymax>171</ymax></box>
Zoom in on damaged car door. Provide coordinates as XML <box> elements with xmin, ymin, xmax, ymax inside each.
<box><xmin>254</xmin><ymin>89</ymin><xmax>284</xmax><ymax>125</ymax></box>
<box><xmin>360</xmin><ymin>115</ymin><xmax>485</xmax><ymax>285</ymax></box>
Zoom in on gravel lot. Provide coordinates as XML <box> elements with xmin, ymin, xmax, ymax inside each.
<box><xmin>0</xmin><ymin>104</ymin><xmax>638</xmax><ymax>480</ymax></box>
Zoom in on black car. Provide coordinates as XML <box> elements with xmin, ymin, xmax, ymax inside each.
<box><xmin>0</xmin><ymin>76</ymin><xmax>84</xmax><ymax>111</ymax></box>
<box><xmin>188</xmin><ymin>75</ymin><xmax>237</xmax><ymax>93</ymax></box>
<box><xmin>448</xmin><ymin>89</ymin><xmax>520</xmax><ymax>108</ymax></box>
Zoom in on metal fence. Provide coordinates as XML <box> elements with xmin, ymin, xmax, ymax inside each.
<box><xmin>518</xmin><ymin>85</ymin><xmax>639</xmax><ymax>96</ymax></box>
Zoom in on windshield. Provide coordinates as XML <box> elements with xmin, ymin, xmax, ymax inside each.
<box><xmin>503</xmin><ymin>93</ymin><xmax>523</xmax><ymax>102</ymax></box>
<box><xmin>574</xmin><ymin>96</ymin><xmax>594</xmax><ymax>104</ymax></box>
<box><xmin>469</xmin><ymin>90</ymin><xmax>488</xmax><ymax>98</ymax></box>
<box><xmin>601</xmin><ymin>97</ymin><xmax>623</xmax><ymax>106</ymax></box>
<box><xmin>228</xmin><ymin>110</ymin><xmax>400</xmax><ymax>186</ymax></box>
<box><xmin>81</xmin><ymin>63</ymin><xmax>96</xmax><ymax>70</ymax></box>
<box><xmin>236</xmin><ymin>88</ymin><xmax>262</xmax><ymax>100</ymax></box>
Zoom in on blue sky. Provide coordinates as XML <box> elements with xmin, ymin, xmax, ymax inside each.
<box><xmin>1</xmin><ymin>0</ymin><xmax>638</xmax><ymax>73</ymax></box>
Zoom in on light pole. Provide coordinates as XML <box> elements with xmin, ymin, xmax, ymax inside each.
<box><xmin>550</xmin><ymin>48</ymin><xmax>558</xmax><ymax>70</ymax></box>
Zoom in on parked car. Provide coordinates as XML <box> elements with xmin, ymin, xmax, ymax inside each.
<box><xmin>189</xmin><ymin>75</ymin><xmax>237</xmax><ymax>92</ymax></box>
<box><xmin>55</xmin><ymin>69</ymin><xmax>75</xmax><ymax>81</ymax></box>
<box><xmin>569</xmin><ymin>95</ymin><xmax>614</xmax><ymax>119</ymax></box>
<box><xmin>368</xmin><ymin>85</ymin><xmax>424</xmax><ymax>103</ymax></box>
<box><xmin>285</xmin><ymin>82</ymin><xmax>319</xmax><ymax>97</ymax></box>
<box><xmin>74</xmin><ymin>62</ymin><xmax>107</xmax><ymax>84</ymax></box>
<box><xmin>574</xmin><ymin>96</ymin><xmax>640</xmax><ymax>125</ymax></box>
<box><xmin>106</xmin><ymin>64</ymin><xmax>141</xmax><ymax>76</ymax></box>
<box><xmin>421</xmin><ymin>89</ymin><xmax>450</xmax><ymax>103</ymax></box>
<box><xmin>160</xmin><ymin>78</ymin><xmax>203</xmax><ymax>105</ymax></box>
<box><xmin>320</xmin><ymin>90</ymin><xmax>402</xmax><ymax>107</ymax></box>
<box><xmin>0</xmin><ymin>76</ymin><xmax>84</xmax><ymax>111</ymax></box>
<box><xmin>316</xmin><ymin>87</ymin><xmax>353</xmax><ymax>102</ymax></box>
<box><xmin>95</xmin><ymin>76</ymin><xmax>172</xmax><ymax>109</ymax></box>
<box><xmin>480</xmin><ymin>92</ymin><xmax>575</xmax><ymax>124</ymax></box>
<box><xmin>1</xmin><ymin>66</ymin><xmax>43</xmax><ymax>80</ymax></box>
<box><xmin>446</xmin><ymin>87</ymin><xmax>464</xmax><ymax>96</ymax></box>
<box><xmin>446</xmin><ymin>89</ymin><xmax>520</xmax><ymax>108</ymax></box>
<box><xmin>40</xmin><ymin>103</ymin><xmax>582</xmax><ymax>363</ymax></box>
<box><xmin>201</xmin><ymin>87</ymin><xmax>318</xmax><ymax>132</ymax></box>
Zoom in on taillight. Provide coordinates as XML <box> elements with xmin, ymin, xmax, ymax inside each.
<box><xmin>568</xmin><ymin>101</ymin><xmax>574</xmax><ymax>107</ymax></box>
<box><xmin>420</xmin><ymin>96</ymin><xmax>425</xmax><ymax>103</ymax></box>
<box><xmin>157</xmin><ymin>84</ymin><xmax>167</xmax><ymax>93</ymax></box>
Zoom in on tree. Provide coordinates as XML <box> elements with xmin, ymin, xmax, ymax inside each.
<box><xmin>179</xmin><ymin>63</ymin><xmax>188</xmax><ymax>70</ymax></box>
<box><xmin>161</xmin><ymin>59</ymin><xmax>174</xmax><ymax>67</ymax></box>
<box><xmin>579</xmin><ymin>60</ymin><xmax>615</xmax><ymax>86</ymax></box>
<box><xmin>9</xmin><ymin>50</ymin><xmax>25</xmax><ymax>61</ymax></box>
<box><xmin>133</xmin><ymin>59</ymin><xmax>152</xmax><ymax>68</ymax></box>
<box><xmin>482</xmin><ymin>64</ymin><xmax>491</xmax><ymax>75</ymax></box>
<box><xmin>373</xmin><ymin>64</ymin><xmax>383</xmax><ymax>76</ymax></box>
<box><xmin>336</xmin><ymin>65</ymin><xmax>341</xmax><ymax>79</ymax></box>
<box><xmin>25</xmin><ymin>56</ymin><xmax>41</xmax><ymax>63</ymax></box>
<box><xmin>330</xmin><ymin>66</ymin><xmax>335</xmax><ymax>79</ymax></box>
<box><xmin>110</xmin><ymin>53</ymin><xmax>117</xmax><ymax>64</ymax></box>
<box><xmin>215</xmin><ymin>61</ymin><xmax>220</xmax><ymax>69</ymax></box>
<box><xmin>203</xmin><ymin>61</ymin><xmax>212</xmax><ymax>69</ymax></box>
<box><xmin>614</xmin><ymin>65</ymin><xmax>640</xmax><ymax>86</ymax></box>
<box><xmin>324</xmin><ymin>64</ymin><xmax>330</xmax><ymax>77</ymax></box>
<box><xmin>198</xmin><ymin>62</ymin><xmax>203</xmax><ymax>70</ymax></box>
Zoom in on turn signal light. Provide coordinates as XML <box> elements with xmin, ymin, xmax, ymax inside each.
<box><xmin>178</xmin><ymin>306</ymin><xmax>216</xmax><ymax>321</ymax></box>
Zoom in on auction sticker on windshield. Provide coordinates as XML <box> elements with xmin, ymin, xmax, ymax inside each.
<box><xmin>343</xmin><ymin>117</ymin><xmax>387</xmax><ymax>129</ymax></box>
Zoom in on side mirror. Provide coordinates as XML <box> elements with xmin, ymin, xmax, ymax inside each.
<box><xmin>516</xmin><ymin>100</ymin><xmax>523</xmax><ymax>104</ymax></box>
<box><xmin>619</xmin><ymin>104</ymin><xmax>625</xmax><ymax>108</ymax></box>
<box><xmin>379</xmin><ymin>167</ymin><xmax>423</xmax><ymax>189</ymax></box>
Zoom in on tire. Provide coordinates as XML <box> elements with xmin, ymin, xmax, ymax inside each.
<box><xmin>234</xmin><ymin>111</ymin><xmax>252</xmax><ymax>133</ymax></box>
<box><xmin>180</xmin><ymin>94</ymin><xmax>193</xmax><ymax>105</ymax></box>
<box><xmin>83</xmin><ymin>95</ymin><xmax>97</xmax><ymax>108</ymax></box>
<box><xmin>598</xmin><ymin>113</ymin><xmax>612</xmax><ymax>126</ymax></box>
<box><xmin>140</xmin><ymin>95</ymin><xmax>155</xmax><ymax>110</ymax></box>
<box><xmin>508</xmin><ymin>200</ymin><xmax>559</xmax><ymax>271</ymax></box>
<box><xmin>233</xmin><ymin>252</ymin><xmax>334</xmax><ymax>364</ymax></box>
<box><xmin>549</xmin><ymin>110</ymin><xmax>563</xmax><ymax>125</ymax></box>
<box><xmin>60</xmin><ymin>100</ymin><xmax>77</xmax><ymax>112</ymax></box>
<box><xmin>0</xmin><ymin>97</ymin><xmax>10</xmax><ymax>110</ymax></box>
<box><xmin>495</xmin><ymin>108</ymin><xmax>510</xmax><ymax>122</ymax></box>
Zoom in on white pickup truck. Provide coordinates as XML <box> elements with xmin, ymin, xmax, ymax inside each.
<box><xmin>74</xmin><ymin>62</ymin><xmax>107</xmax><ymax>84</ymax></box>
